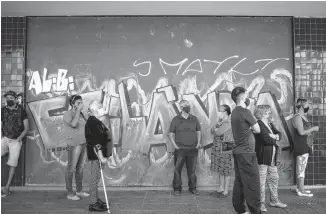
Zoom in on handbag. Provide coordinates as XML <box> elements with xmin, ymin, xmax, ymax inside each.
<box><xmin>221</xmin><ymin>129</ymin><xmax>234</xmax><ymax>152</ymax></box>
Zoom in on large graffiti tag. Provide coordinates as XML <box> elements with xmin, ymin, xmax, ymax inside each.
<box><xmin>26</xmin><ymin>55</ymin><xmax>295</xmax><ymax>186</ymax></box>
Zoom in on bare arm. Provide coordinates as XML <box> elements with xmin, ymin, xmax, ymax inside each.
<box><xmin>251</xmin><ymin>123</ymin><xmax>261</xmax><ymax>134</ymax></box>
<box><xmin>196</xmin><ymin>131</ymin><xmax>201</xmax><ymax>148</ymax></box>
<box><xmin>168</xmin><ymin>132</ymin><xmax>180</xmax><ymax>149</ymax></box>
<box><xmin>17</xmin><ymin>119</ymin><xmax>29</xmax><ymax>142</ymax></box>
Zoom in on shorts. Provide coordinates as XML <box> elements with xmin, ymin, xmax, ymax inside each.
<box><xmin>1</xmin><ymin>137</ymin><xmax>22</xmax><ymax>167</ymax></box>
<box><xmin>296</xmin><ymin>153</ymin><xmax>309</xmax><ymax>179</ymax></box>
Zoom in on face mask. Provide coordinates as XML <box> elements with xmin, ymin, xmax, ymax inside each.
<box><xmin>244</xmin><ymin>98</ymin><xmax>250</xmax><ymax>107</ymax></box>
<box><xmin>182</xmin><ymin>106</ymin><xmax>190</xmax><ymax>114</ymax></box>
<box><xmin>304</xmin><ymin>107</ymin><xmax>309</xmax><ymax>113</ymax></box>
<box><xmin>6</xmin><ymin>100</ymin><xmax>15</xmax><ymax>107</ymax></box>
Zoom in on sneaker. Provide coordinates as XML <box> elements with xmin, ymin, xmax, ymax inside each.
<box><xmin>296</xmin><ymin>188</ymin><xmax>311</xmax><ymax>194</ymax></box>
<box><xmin>260</xmin><ymin>204</ymin><xmax>267</xmax><ymax>212</ymax></box>
<box><xmin>270</xmin><ymin>201</ymin><xmax>287</xmax><ymax>208</ymax></box>
<box><xmin>76</xmin><ymin>191</ymin><xmax>90</xmax><ymax>197</ymax></box>
<box><xmin>297</xmin><ymin>191</ymin><xmax>313</xmax><ymax>197</ymax></box>
<box><xmin>67</xmin><ymin>194</ymin><xmax>80</xmax><ymax>200</ymax></box>
<box><xmin>97</xmin><ymin>198</ymin><xmax>107</xmax><ymax>207</ymax></box>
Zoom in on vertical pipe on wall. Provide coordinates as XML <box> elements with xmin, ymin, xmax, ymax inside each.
<box><xmin>291</xmin><ymin>17</ymin><xmax>297</xmax><ymax>185</ymax></box>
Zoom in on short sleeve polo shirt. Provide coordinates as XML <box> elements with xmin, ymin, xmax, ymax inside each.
<box><xmin>169</xmin><ymin>114</ymin><xmax>201</xmax><ymax>149</ymax></box>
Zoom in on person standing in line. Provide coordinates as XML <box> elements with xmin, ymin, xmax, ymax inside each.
<box><xmin>230</xmin><ymin>87</ymin><xmax>261</xmax><ymax>214</ymax></box>
<box><xmin>1</xmin><ymin>91</ymin><xmax>29</xmax><ymax>197</ymax></box>
<box><xmin>209</xmin><ymin>104</ymin><xmax>234</xmax><ymax>198</ymax></box>
<box><xmin>85</xmin><ymin>100</ymin><xmax>113</xmax><ymax>212</ymax></box>
<box><xmin>168</xmin><ymin>100</ymin><xmax>201</xmax><ymax>196</ymax></box>
<box><xmin>292</xmin><ymin>98</ymin><xmax>319</xmax><ymax>197</ymax></box>
<box><xmin>254</xmin><ymin>105</ymin><xmax>287</xmax><ymax>212</ymax></box>
<box><xmin>63</xmin><ymin>95</ymin><xmax>89</xmax><ymax>200</ymax></box>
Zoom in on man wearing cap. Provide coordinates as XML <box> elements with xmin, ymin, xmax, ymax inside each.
<box><xmin>1</xmin><ymin>91</ymin><xmax>29</xmax><ymax>197</ymax></box>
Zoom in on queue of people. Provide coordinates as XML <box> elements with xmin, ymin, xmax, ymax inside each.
<box><xmin>1</xmin><ymin>89</ymin><xmax>320</xmax><ymax>213</ymax></box>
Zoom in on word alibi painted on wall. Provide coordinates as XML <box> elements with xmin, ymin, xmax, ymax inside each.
<box><xmin>28</xmin><ymin>68</ymin><xmax>75</xmax><ymax>95</ymax></box>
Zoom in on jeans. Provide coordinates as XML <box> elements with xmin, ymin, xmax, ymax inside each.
<box><xmin>173</xmin><ymin>149</ymin><xmax>198</xmax><ymax>191</ymax></box>
<box><xmin>65</xmin><ymin>144</ymin><xmax>87</xmax><ymax>194</ymax></box>
<box><xmin>232</xmin><ymin>153</ymin><xmax>261</xmax><ymax>214</ymax></box>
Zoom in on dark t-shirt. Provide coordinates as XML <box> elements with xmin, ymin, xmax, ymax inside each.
<box><xmin>169</xmin><ymin>114</ymin><xmax>201</xmax><ymax>149</ymax></box>
<box><xmin>1</xmin><ymin>105</ymin><xmax>28</xmax><ymax>139</ymax></box>
<box><xmin>85</xmin><ymin>116</ymin><xmax>112</xmax><ymax>160</ymax></box>
<box><xmin>231</xmin><ymin>106</ymin><xmax>257</xmax><ymax>154</ymax></box>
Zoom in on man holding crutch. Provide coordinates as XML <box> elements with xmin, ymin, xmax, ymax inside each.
<box><xmin>85</xmin><ymin>100</ymin><xmax>112</xmax><ymax>212</ymax></box>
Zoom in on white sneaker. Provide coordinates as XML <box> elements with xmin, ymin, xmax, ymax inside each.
<box><xmin>260</xmin><ymin>204</ymin><xmax>267</xmax><ymax>212</ymax></box>
<box><xmin>67</xmin><ymin>194</ymin><xmax>80</xmax><ymax>200</ymax></box>
<box><xmin>297</xmin><ymin>191</ymin><xmax>313</xmax><ymax>197</ymax></box>
<box><xmin>76</xmin><ymin>192</ymin><xmax>90</xmax><ymax>197</ymax></box>
<box><xmin>270</xmin><ymin>201</ymin><xmax>287</xmax><ymax>208</ymax></box>
<box><xmin>296</xmin><ymin>188</ymin><xmax>311</xmax><ymax>194</ymax></box>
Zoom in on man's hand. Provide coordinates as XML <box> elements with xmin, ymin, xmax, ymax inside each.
<box><xmin>196</xmin><ymin>143</ymin><xmax>201</xmax><ymax>149</ymax></box>
<box><xmin>16</xmin><ymin>136</ymin><xmax>22</xmax><ymax>142</ymax></box>
<box><xmin>174</xmin><ymin>145</ymin><xmax>180</xmax><ymax>150</ymax></box>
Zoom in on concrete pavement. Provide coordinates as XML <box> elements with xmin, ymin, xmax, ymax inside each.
<box><xmin>2</xmin><ymin>189</ymin><xmax>326</xmax><ymax>214</ymax></box>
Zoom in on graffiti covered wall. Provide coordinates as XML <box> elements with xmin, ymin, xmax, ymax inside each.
<box><xmin>25</xmin><ymin>17</ymin><xmax>295</xmax><ymax>186</ymax></box>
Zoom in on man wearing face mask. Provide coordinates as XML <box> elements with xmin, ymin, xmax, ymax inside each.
<box><xmin>1</xmin><ymin>91</ymin><xmax>29</xmax><ymax>197</ymax></box>
<box><xmin>85</xmin><ymin>100</ymin><xmax>112</xmax><ymax>212</ymax></box>
<box><xmin>63</xmin><ymin>94</ymin><xmax>89</xmax><ymax>201</ymax></box>
<box><xmin>168</xmin><ymin>100</ymin><xmax>201</xmax><ymax>196</ymax></box>
<box><xmin>230</xmin><ymin>87</ymin><xmax>261</xmax><ymax>214</ymax></box>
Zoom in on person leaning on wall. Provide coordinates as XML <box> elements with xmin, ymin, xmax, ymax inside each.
<box><xmin>292</xmin><ymin>98</ymin><xmax>319</xmax><ymax>197</ymax></box>
<box><xmin>1</xmin><ymin>91</ymin><xmax>29</xmax><ymax>198</ymax></box>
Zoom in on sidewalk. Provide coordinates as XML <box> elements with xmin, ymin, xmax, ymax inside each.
<box><xmin>2</xmin><ymin>189</ymin><xmax>326</xmax><ymax>214</ymax></box>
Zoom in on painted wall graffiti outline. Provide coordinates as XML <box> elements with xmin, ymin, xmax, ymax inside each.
<box><xmin>26</xmin><ymin>60</ymin><xmax>295</xmax><ymax>186</ymax></box>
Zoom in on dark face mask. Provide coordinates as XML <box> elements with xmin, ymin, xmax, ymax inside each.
<box><xmin>304</xmin><ymin>107</ymin><xmax>309</xmax><ymax>113</ymax></box>
<box><xmin>6</xmin><ymin>100</ymin><xmax>15</xmax><ymax>107</ymax></box>
<box><xmin>182</xmin><ymin>106</ymin><xmax>190</xmax><ymax>114</ymax></box>
<box><xmin>244</xmin><ymin>98</ymin><xmax>250</xmax><ymax>107</ymax></box>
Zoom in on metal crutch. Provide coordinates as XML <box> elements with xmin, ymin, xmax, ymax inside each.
<box><xmin>94</xmin><ymin>147</ymin><xmax>110</xmax><ymax>214</ymax></box>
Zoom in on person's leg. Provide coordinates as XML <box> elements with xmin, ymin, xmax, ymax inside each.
<box><xmin>238</xmin><ymin>153</ymin><xmax>261</xmax><ymax>214</ymax></box>
<box><xmin>3</xmin><ymin>139</ymin><xmax>22</xmax><ymax>195</ymax></box>
<box><xmin>296</xmin><ymin>154</ymin><xmax>312</xmax><ymax>196</ymax></box>
<box><xmin>90</xmin><ymin>160</ymin><xmax>101</xmax><ymax>204</ymax></box>
<box><xmin>267</xmin><ymin>166</ymin><xmax>287</xmax><ymax>208</ymax></box>
<box><xmin>65</xmin><ymin>145</ymin><xmax>80</xmax><ymax>199</ymax></box>
<box><xmin>185</xmin><ymin>153</ymin><xmax>198</xmax><ymax>194</ymax></box>
<box><xmin>173</xmin><ymin>150</ymin><xmax>185</xmax><ymax>194</ymax></box>
<box><xmin>258</xmin><ymin>165</ymin><xmax>268</xmax><ymax>210</ymax></box>
<box><xmin>232</xmin><ymin>154</ymin><xmax>246</xmax><ymax>214</ymax></box>
<box><xmin>75</xmin><ymin>144</ymin><xmax>88</xmax><ymax>195</ymax></box>
<box><xmin>223</xmin><ymin>175</ymin><xmax>231</xmax><ymax>195</ymax></box>
<box><xmin>217</xmin><ymin>173</ymin><xmax>223</xmax><ymax>192</ymax></box>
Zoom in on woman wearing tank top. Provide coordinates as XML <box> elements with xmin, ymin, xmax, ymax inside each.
<box><xmin>292</xmin><ymin>98</ymin><xmax>319</xmax><ymax>197</ymax></box>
